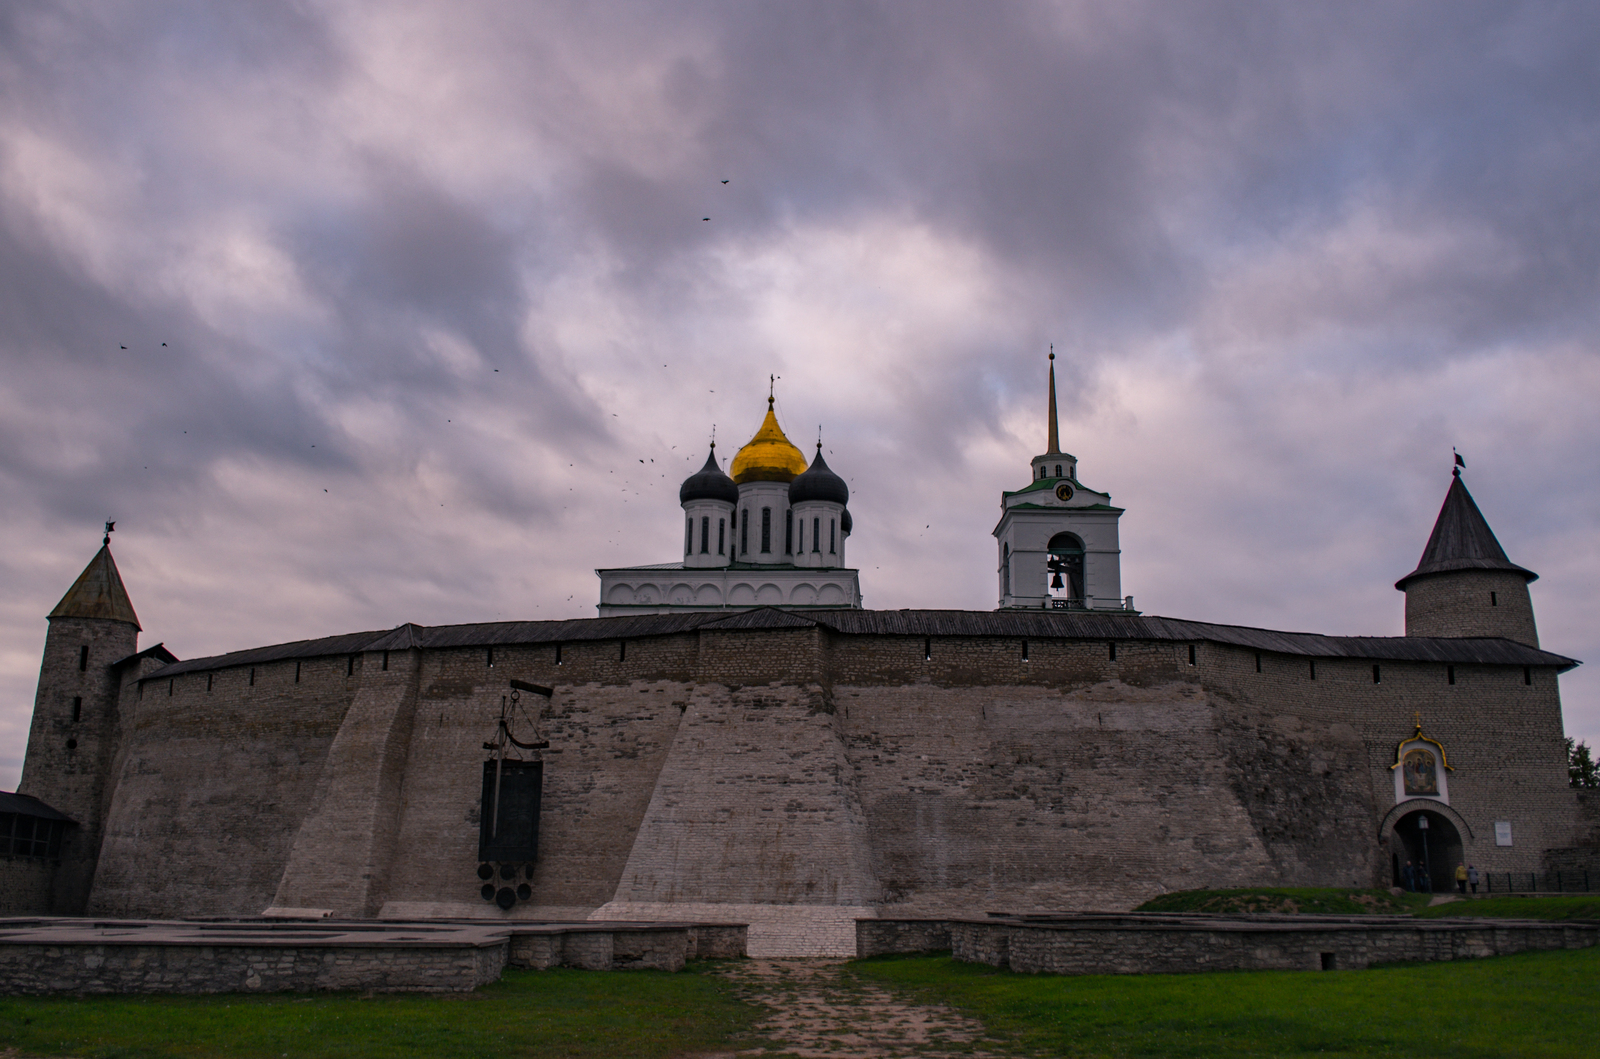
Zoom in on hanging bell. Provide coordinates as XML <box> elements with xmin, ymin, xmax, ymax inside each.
<box><xmin>1051</xmin><ymin>572</ymin><xmax>1065</xmax><ymax>590</ymax></box>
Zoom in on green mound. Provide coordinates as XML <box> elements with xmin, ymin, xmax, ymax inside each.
<box><xmin>1414</xmin><ymin>895</ymin><xmax>1600</xmax><ymax>920</ymax></box>
<box><xmin>1134</xmin><ymin>887</ymin><xmax>1415</xmax><ymax>915</ymax></box>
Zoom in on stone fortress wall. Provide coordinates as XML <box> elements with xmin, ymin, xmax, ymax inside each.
<box><xmin>62</xmin><ymin>609</ymin><xmax>1579</xmax><ymax>925</ymax></box>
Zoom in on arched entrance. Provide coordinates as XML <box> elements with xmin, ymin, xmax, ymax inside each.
<box><xmin>1391</xmin><ymin>807</ymin><xmax>1463</xmax><ymax>894</ymax></box>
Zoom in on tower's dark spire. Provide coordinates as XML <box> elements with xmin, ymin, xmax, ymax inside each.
<box><xmin>1395</xmin><ymin>474</ymin><xmax>1536</xmax><ymax>590</ymax></box>
<box><xmin>1046</xmin><ymin>348</ymin><xmax>1060</xmax><ymax>455</ymax></box>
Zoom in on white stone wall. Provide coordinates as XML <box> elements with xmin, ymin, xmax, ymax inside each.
<box><xmin>597</xmin><ymin>566</ymin><xmax>861</xmax><ymax>614</ymax></box>
<box><xmin>791</xmin><ymin>499</ymin><xmax>846</xmax><ymax>569</ymax></box>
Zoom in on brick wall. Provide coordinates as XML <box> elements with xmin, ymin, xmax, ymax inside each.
<box><xmin>1405</xmin><ymin>570</ymin><xmax>1539</xmax><ymax>646</ymax></box>
<box><xmin>72</xmin><ymin>622</ymin><xmax>1586</xmax><ymax>919</ymax></box>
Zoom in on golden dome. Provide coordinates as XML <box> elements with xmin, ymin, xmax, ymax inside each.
<box><xmin>730</xmin><ymin>397</ymin><xmax>808</xmax><ymax>484</ymax></box>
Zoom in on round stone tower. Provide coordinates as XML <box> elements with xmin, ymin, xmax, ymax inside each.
<box><xmin>19</xmin><ymin>532</ymin><xmax>142</xmax><ymax>912</ymax></box>
<box><xmin>1395</xmin><ymin>468</ymin><xmax>1539</xmax><ymax>647</ymax></box>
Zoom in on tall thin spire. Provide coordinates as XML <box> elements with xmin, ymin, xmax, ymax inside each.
<box><xmin>1046</xmin><ymin>347</ymin><xmax>1060</xmax><ymax>455</ymax></box>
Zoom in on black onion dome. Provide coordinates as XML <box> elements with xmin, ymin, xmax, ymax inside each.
<box><xmin>840</xmin><ymin>508</ymin><xmax>852</xmax><ymax>535</ymax></box>
<box><xmin>679</xmin><ymin>447</ymin><xmax>739</xmax><ymax>505</ymax></box>
<box><xmin>789</xmin><ymin>447</ymin><xmax>849</xmax><ymax>505</ymax></box>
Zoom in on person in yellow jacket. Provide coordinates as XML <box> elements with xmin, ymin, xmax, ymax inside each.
<box><xmin>1456</xmin><ymin>863</ymin><xmax>1469</xmax><ymax>894</ymax></box>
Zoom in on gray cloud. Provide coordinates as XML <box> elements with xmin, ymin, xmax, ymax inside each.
<box><xmin>3</xmin><ymin>1</ymin><xmax>1599</xmax><ymax>789</ymax></box>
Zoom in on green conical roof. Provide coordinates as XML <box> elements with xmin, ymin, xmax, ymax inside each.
<box><xmin>48</xmin><ymin>544</ymin><xmax>140</xmax><ymax>629</ymax></box>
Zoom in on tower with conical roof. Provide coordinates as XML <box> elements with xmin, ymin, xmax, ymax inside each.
<box><xmin>993</xmin><ymin>352</ymin><xmax>1134</xmax><ymax>611</ymax></box>
<box><xmin>1396</xmin><ymin>466</ymin><xmax>1539</xmax><ymax>646</ymax></box>
<box><xmin>17</xmin><ymin>530</ymin><xmax>146</xmax><ymax>912</ymax></box>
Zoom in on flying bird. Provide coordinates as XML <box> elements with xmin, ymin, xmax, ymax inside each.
<box><xmin>702</xmin><ymin>217</ymin><xmax>710</xmax><ymax>221</ymax></box>
<box><xmin>721</xmin><ymin>180</ymin><xmax>729</xmax><ymax>184</ymax></box>
<box><xmin>120</xmin><ymin>345</ymin><xmax>127</xmax><ymax>350</ymax></box>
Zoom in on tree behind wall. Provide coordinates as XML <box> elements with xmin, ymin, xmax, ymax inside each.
<box><xmin>1568</xmin><ymin>738</ymin><xmax>1600</xmax><ymax>789</ymax></box>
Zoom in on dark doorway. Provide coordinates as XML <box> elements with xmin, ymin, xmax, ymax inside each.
<box><xmin>1392</xmin><ymin>808</ymin><xmax>1463</xmax><ymax>894</ymax></box>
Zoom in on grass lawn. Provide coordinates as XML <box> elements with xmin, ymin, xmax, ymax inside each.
<box><xmin>0</xmin><ymin>962</ymin><xmax>756</xmax><ymax>1059</ymax></box>
<box><xmin>851</xmin><ymin>947</ymin><xmax>1600</xmax><ymax>1058</ymax></box>
<box><xmin>1414</xmin><ymin>894</ymin><xmax>1600</xmax><ymax>920</ymax></box>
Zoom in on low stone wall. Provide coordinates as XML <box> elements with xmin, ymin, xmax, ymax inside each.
<box><xmin>856</xmin><ymin>918</ymin><xmax>952</xmax><ymax>957</ymax></box>
<box><xmin>507</xmin><ymin>922</ymin><xmax>748</xmax><ymax>970</ymax></box>
<box><xmin>0</xmin><ymin>917</ymin><xmax>749</xmax><ymax>993</ymax></box>
<box><xmin>863</xmin><ymin>913</ymin><xmax>1600</xmax><ymax>975</ymax></box>
<box><xmin>592</xmin><ymin>901</ymin><xmax>864</xmax><ymax>957</ymax></box>
<box><xmin>0</xmin><ymin>941</ymin><xmax>506</xmax><ymax>994</ymax></box>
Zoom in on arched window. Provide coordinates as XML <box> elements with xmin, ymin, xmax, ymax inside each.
<box><xmin>717</xmin><ymin>518</ymin><xmax>726</xmax><ymax>555</ymax></box>
<box><xmin>812</xmin><ymin>517</ymin><xmax>821</xmax><ymax>553</ymax></box>
<box><xmin>685</xmin><ymin>517</ymin><xmax>692</xmax><ymax>554</ymax></box>
<box><xmin>700</xmin><ymin>516</ymin><xmax>710</xmax><ymax>554</ymax></box>
<box><xmin>829</xmin><ymin>519</ymin><xmax>836</xmax><ymax>554</ymax></box>
<box><xmin>741</xmin><ymin>509</ymin><xmax>749</xmax><ymax>555</ymax></box>
<box><xmin>761</xmin><ymin>507</ymin><xmax>772</xmax><ymax>553</ymax></box>
<box><xmin>1003</xmin><ymin>543</ymin><xmax>1011</xmax><ymax>596</ymax></box>
<box><xmin>785</xmin><ymin>509</ymin><xmax>794</xmax><ymax>554</ymax></box>
<box><xmin>1055</xmin><ymin>464</ymin><xmax>1062</xmax><ymax>478</ymax></box>
<box><xmin>1047</xmin><ymin>532</ymin><xmax>1085</xmax><ymax>605</ymax></box>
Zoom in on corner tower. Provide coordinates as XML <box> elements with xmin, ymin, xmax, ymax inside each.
<box><xmin>1396</xmin><ymin>466</ymin><xmax>1539</xmax><ymax>646</ymax></box>
<box><xmin>17</xmin><ymin>529</ymin><xmax>143</xmax><ymax>912</ymax></box>
<box><xmin>994</xmin><ymin>353</ymin><xmax>1133</xmax><ymax>611</ymax></box>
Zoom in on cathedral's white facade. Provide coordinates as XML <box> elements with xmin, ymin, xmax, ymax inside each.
<box><xmin>596</xmin><ymin>393</ymin><xmax>862</xmax><ymax>615</ymax></box>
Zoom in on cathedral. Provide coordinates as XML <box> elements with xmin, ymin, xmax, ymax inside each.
<box><xmin>3</xmin><ymin>358</ymin><xmax>1592</xmax><ymax>956</ymax></box>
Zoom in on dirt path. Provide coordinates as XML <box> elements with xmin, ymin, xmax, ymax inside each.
<box><xmin>703</xmin><ymin>958</ymin><xmax>1006</xmax><ymax>1058</ymax></box>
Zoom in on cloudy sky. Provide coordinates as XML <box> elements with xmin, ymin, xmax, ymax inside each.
<box><xmin>3</xmin><ymin>1</ymin><xmax>1598</xmax><ymax>790</ymax></box>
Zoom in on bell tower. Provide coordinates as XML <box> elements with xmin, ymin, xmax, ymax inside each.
<box><xmin>994</xmin><ymin>353</ymin><xmax>1133</xmax><ymax>611</ymax></box>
